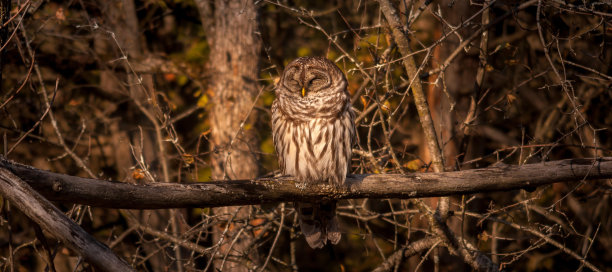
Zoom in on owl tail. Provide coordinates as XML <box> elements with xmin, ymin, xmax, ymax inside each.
<box><xmin>296</xmin><ymin>201</ymin><xmax>341</xmax><ymax>249</ymax></box>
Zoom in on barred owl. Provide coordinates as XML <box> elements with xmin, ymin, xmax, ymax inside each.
<box><xmin>271</xmin><ymin>57</ymin><xmax>355</xmax><ymax>249</ymax></box>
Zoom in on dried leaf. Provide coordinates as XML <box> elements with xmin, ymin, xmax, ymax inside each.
<box><xmin>55</xmin><ymin>7</ymin><xmax>66</xmax><ymax>21</ymax></box>
<box><xmin>182</xmin><ymin>154</ymin><xmax>194</xmax><ymax>166</ymax></box>
<box><xmin>131</xmin><ymin>169</ymin><xmax>145</xmax><ymax>180</ymax></box>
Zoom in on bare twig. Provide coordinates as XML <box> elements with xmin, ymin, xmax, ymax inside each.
<box><xmin>372</xmin><ymin>237</ymin><xmax>442</xmax><ymax>272</ymax></box>
<box><xmin>464</xmin><ymin>211</ymin><xmax>602</xmax><ymax>272</ymax></box>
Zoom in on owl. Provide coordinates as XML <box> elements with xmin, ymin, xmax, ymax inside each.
<box><xmin>271</xmin><ymin>57</ymin><xmax>355</xmax><ymax>249</ymax></box>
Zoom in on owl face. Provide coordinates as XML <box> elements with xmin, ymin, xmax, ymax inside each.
<box><xmin>274</xmin><ymin>57</ymin><xmax>350</xmax><ymax>121</ymax></box>
<box><xmin>282</xmin><ymin>63</ymin><xmax>332</xmax><ymax>97</ymax></box>
<box><xmin>279</xmin><ymin>57</ymin><xmax>345</xmax><ymax>99</ymax></box>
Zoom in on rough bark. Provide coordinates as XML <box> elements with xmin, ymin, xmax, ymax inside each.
<box><xmin>1</xmin><ymin>156</ymin><xmax>610</xmax><ymax>209</ymax></box>
<box><xmin>206</xmin><ymin>0</ymin><xmax>260</xmax><ymax>181</ymax></box>
<box><xmin>200</xmin><ymin>0</ymin><xmax>262</xmax><ymax>270</ymax></box>
<box><xmin>0</xmin><ymin>169</ymin><xmax>133</xmax><ymax>272</ymax></box>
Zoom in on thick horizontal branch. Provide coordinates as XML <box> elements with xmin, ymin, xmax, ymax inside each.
<box><xmin>1</xmin><ymin>156</ymin><xmax>611</xmax><ymax>209</ymax></box>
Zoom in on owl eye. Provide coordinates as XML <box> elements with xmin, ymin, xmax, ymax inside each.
<box><xmin>308</xmin><ymin>78</ymin><xmax>322</xmax><ymax>86</ymax></box>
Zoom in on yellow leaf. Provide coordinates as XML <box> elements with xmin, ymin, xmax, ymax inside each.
<box><xmin>381</xmin><ymin>100</ymin><xmax>391</xmax><ymax>112</ymax></box>
<box><xmin>262</xmin><ymin>91</ymin><xmax>275</xmax><ymax>106</ymax></box>
<box><xmin>403</xmin><ymin>159</ymin><xmax>423</xmax><ymax>172</ymax></box>
<box><xmin>197</xmin><ymin>94</ymin><xmax>209</xmax><ymax>107</ymax></box>
<box><xmin>297</xmin><ymin>47</ymin><xmax>312</xmax><ymax>57</ymax></box>
<box><xmin>260</xmin><ymin>137</ymin><xmax>275</xmax><ymax>154</ymax></box>
<box><xmin>198</xmin><ymin>167</ymin><xmax>212</xmax><ymax>182</ymax></box>
<box><xmin>177</xmin><ymin>75</ymin><xmax>189</xmax><ymax>86</ymax></box>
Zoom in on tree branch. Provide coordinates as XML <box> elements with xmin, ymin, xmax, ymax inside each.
<box><xmin>0</xmin><ymin>168</ymin><xmax>133</xmax><ymax>272</ymax></box>
<box><xmin>375</xmin><ymin>0</ymin><xmax>444</xmax><ymax>172</ymax></box>
<box><xmin>372</xmin><ymin>237</ymin><xmax>443</xmax><ymax>272</ymax></box>
<box><xmin>375</xmin><ymin>0</ymin><xmax>450</xmax><ymax>220</ymax></box>
<box><xmin>0</xmin><ymin>156</ymin><xmax>610</xmax><ymax>209</ymax></box>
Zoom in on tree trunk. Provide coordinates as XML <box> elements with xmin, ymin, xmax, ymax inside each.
<box><xmin>200</xmin><ymin>0</ymin><xmax>261</xmax><ymax>270</ymax></box>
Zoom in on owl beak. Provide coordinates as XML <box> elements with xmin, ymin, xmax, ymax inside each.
<box><xmin>301</xmin><ymin>87</ymin><xmax>306</xmax><ymax>97</ymax></box>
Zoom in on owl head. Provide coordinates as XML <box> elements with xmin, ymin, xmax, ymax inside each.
<box><xmin>277</xmin><ymin>57</ymin><xmax>347</xmax><ymax>99</ymax></box>
<box><xmin>275</xmin><ymin>57</ymin><xmax>350</xmax><ymax>122</ymax></box>
<box><xmin>274</xmin><ymin>57</ymin><xmax>349</xmax><ymax>120</ymax></box>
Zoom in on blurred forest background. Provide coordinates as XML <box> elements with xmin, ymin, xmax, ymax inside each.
<box><xmin>0</xmin><ymin>0</ymin><xmax>611</xmax><ymax>271</ymax></box>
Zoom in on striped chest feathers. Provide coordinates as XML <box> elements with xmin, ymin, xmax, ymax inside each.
<box><xmin>273</xmin><ymin>112</ymin><xmax>353</xmax><ymax>185</ymax></box>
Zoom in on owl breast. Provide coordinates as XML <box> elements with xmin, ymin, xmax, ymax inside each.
<box><xmin>272</xmin><ymin>101</ymin><xmax>354</xmax><ymax>186</ymax></box>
